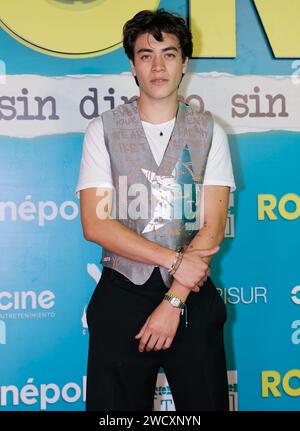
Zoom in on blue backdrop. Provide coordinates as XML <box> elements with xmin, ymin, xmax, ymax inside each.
<box><xmin>0</xmin><ymin>0</ymin><xmax>299</xmax><ymax>411</ymax></box>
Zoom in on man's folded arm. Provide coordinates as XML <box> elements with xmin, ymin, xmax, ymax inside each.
<box><xmin>80</xmin><ymin>187</ymin><xmax>174</xmax><ymax>269</ymax></box>
<box><xmin>167</xmin><ymin>185</ymin><xmax>230</xmax><ymax>300</ymax></box>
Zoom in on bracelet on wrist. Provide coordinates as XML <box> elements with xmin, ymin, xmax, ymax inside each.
<box><xmin>168</xmin><ymin>247</ymin><xmax>183</xmax><ymax>276</ymax></box>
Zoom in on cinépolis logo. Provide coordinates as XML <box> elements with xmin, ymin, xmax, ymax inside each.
<box><xmin>0</xmin><ymin>289</ymin><xmax>56</xmax><ymax>321</ymax></box>
<box><xmin>0</xmin><ymin>195</ymin><xmax>78</xmax><ymax>226</ymax></box>
<box><xmin>0</xmin><ymin>376</ymin><xmax>86</xmax><ymax>409</ymax></box>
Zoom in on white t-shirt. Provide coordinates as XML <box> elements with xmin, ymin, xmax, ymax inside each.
<box><xmin>75</xmin><ymin>115</ymin><xmax>236</xmax><ymax>200</ymax></box>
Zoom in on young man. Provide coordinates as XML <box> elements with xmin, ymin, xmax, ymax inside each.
<box><xmin>76</xmin><ymin>9</ymin><xmax>236</xmax><ymax>411</ymax></box>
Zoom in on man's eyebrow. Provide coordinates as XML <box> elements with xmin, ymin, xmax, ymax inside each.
<box><xmin>136</xmin><ymin>46</ymin><xmax>179</xmax><ymax>54</ymax></box>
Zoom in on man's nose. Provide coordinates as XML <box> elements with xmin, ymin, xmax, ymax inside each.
<box><xmin>151</xmin><ymin>55</ymin><xmax>165</xmax><ymax>71</ymax></box>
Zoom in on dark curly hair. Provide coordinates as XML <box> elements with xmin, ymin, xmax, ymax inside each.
<box><xmin>123</xmin><ymin>9</ymin><xmax>193</xmax><ymax>63</ymax></box>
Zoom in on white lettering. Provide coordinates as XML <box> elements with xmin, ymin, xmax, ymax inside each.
<box><xmin>291</xmin><ymin>286</ymin><xmax>300</xmax><ymax>305</ymax></box>
<box><xmin>218</xmin><ymin>287</ymin><xmax>267</xmax><ymax>304</ymax></box>
<box><xmin>0</xmin><ymin>290</ymin><xmax>55</xmax><ymax>311</ymax></box>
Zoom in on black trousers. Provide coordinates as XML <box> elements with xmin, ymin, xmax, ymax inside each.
<box><xmin>86</xmin><ymin>266</ymin><xmax>229</xmax><ymax>411</ymax></box>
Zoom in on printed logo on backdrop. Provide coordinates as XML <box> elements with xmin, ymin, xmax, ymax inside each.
<box><xmin>262</xmin><ymin>284</ymin><xmax>300</xmax><ymax>398</ymax></box>
<box><xmin>291</xmin><ymin>285</ymin><xmax>300</xmax><ymax>345</ymax></box>
<box><xmin>218</xmin><ymin>286</ymin><xmax>267</xmax><ymax>305</ymax></box>
<box><xmin>0</xmin><ymin>74</ymin><xmax>299</xmax><ymax>138</ymax></box>
<box><xmin>0</xmin><ymin>59</ymin><xmax>6</xmax><ymax>84</ymax></box>
<box><xmin>0</xmin><ymin>376</ymin><xmax>87</xmax><ymax>410</ymax></box>
<box><xmin>0</xmin><ymin>196</ymin><xmax>78</xmax><ymax>227</ymax></box>
<box><xmin>225</xmin><ymin>192</ymin><xmax>235</xmax><ymax>238</ymax></box>
<box><xmin>1</xmin><ymin>1</ymin><xmax>300</xmax><ymax>59</ymax></box>
<box><xmin>153</xmin><ymin>370</ymin><xmax>238</xmax><ymax>411</ymax></box>
<box><xmin>153</xmin><ymin>372</ymin><xmax>175</xmax><ymax>411</ymax></box>
<box><xmin>258</xmin><ymin>193</ymin><xmax>300</xmax><ymax>221</ymax></box>
<box><xmin>0</xmin><ymin>0</ymin><xmax>159</xmax><ymax>58</ymax></box>
<box><xmin>0</xmin><ymin>290</ymin><xmax>56</xmax><ymax>328</ymax></box>
<box><xmin>0</xmin><ymin>320</ymin><xmax>6</xmax><ymax>345</ymax></box>
<box><xmin>0</xmin><ymin>191</ymin><xmax>235</xmax><ymax>237</ymax></box>
<box><xmin>262</xmin><ymin>369</ymin><xmax>300</xmax><ymax>399</ymax></box>
<box><xmin>291</xmin><ymin>60</ymin><xmax>300</xmax><ymax>85</ymax></box>
<box><xmin>81</xmin><ymin>263</ymin><xmax>102</xmax><ymax>335</ymax></box>
<box><xmin>227</xmin><ymin>370</ymin><xmax>238</xmax><ymax>411</ymax></box>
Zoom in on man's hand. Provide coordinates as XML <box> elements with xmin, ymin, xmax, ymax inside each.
<box><xmin>134</xmin><ymin>300</ymin><xmax>181</xmax><ymax>352</ymax></box>
<box><xmin>173</xmin><ymin>246</ymin><xmax>219</xmax><ymax>291</ymax></box>
<box><xmin>190</xmin><ymin>264</ymin><xmax>211</xmax><ymax>292</ymax></box>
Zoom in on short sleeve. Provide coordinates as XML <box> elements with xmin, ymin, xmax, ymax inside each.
<box><xmin>203</xmin><ymin>118</ymin><xmax>236</xmax><ymax>192</ymax></box>
<box><xmin>75</xmin><ymin>116</ymin><xmax>114</xmax><ymax>199</ymax></box>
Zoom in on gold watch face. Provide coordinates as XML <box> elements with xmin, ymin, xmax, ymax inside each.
<box><xmin>171</xmin><ymin>298</ymin><xmax>180</xmax><ymax>307</ymax></box>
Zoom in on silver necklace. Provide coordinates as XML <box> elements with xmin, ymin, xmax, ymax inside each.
<box><xmin>142</xmin><ymin>119</ymin><xmax>165</xmax><ymax>137</ymax></box>
<box><xmin>138</xmin><ymin>102</ymin><xmax>175</xmax><ymax>137</ymax></box>
<box><xmin>154</xmin><ymin>125</ymin><xmax>164</xmax><ymax>137</ymax></box>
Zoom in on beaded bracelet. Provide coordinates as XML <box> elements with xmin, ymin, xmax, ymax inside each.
<box><xmin>168</xmin><ymin>247</ymin><xmax>183</xmax><ymax>276</ymax></box>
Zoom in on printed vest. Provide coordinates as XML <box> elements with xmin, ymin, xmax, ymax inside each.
<box><xmin>101</xmin><ymin>98</ymin><xmax>213</xmax><ymax>287</ymax></box>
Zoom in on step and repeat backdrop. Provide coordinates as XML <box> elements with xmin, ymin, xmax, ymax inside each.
<box><xmin>0</xmin><ymin>0</ymin><xmax>299</xmax><ymax>411</ymax></box>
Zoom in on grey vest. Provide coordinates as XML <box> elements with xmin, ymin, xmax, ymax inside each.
<box><xmin>101</xmin><ymin>99</ymin><xmax>213</xmax><ymax>287</ymax></box>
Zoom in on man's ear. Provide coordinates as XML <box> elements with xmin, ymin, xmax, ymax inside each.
<box><xmin>129</xmin><ymin>59</ymin><xmax>139</xmax><ymax>87</ymax></box>
<box><xmin>129</xmin><ymin>59</ymin><xmax>136</xmax><ymax>77</ymax></box>
<box><xmin>182</xmin><ymin>57</ymin><xmax>189</xmax><ymax>74</ymax></box>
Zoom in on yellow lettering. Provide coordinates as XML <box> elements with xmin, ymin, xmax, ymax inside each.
<box><xmin>189</xmin><ymin>0</ymin><xmax>236</xmax><ymax>57</ymax></box>
<box><xmin>257</xmin><ymin>194</ymin><xmax>277</xmax><ymax>220</ymax></box>
<box><xmin>254</xmin><ymin>0</ymin><xmax>300</xmax><ymax>58</ymax></box>
<box><xmin>261</xmin><ymin>370</ymin><xmax>281</xmax><ymax>397</ymax></box>
<box><xmin>278</xmin><ymin>193</ymin><xmax>300</xmax><ymax>220</ymax></box>
<box><xmin>282</xmin><ymin>370</ymin><xmax>300</xmax><ymax>396</ymax></box>
<box><xmin>0</xmin><ymin>0</ymin><xmax>159</xmax><ymax>58</ymax></box>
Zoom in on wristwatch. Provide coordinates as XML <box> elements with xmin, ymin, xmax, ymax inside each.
<box><xmin>163</xmin><ymin>293</ymin><xmax>185</xmax><ymax>314</ymax></box>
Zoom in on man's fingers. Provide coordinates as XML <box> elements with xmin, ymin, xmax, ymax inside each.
<box><xmin>135</xmin><ymin>316</ymin><xmax>150</xmax><ymax>339</ymax></box>
<box><xmin>153</xmin><ymin>336</ymin><xmax>167</xmax><ymax>351</ymax></box>
<box><xmin>145</xmin><ymin>334</ymin><xmax>159</xmax><ymax>352</ymax></box>
<box><xmin>162</xmin><ymin>337</ymin><xmax>173</xmax><ymax>350</ymax></box>
<box><xmin>138</xmin><ymin>331</ymin><xmax>151</xmax><ymax>352</ymax></box>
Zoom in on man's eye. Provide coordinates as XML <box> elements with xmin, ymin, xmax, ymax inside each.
<box><xmin>165</xmin><ymin>53</ymin><xmax>176</xmax><ymax>58</ymax></box>
<box><xmin>141</xmin><ymin>55</ymin><xmax>151</xmax><ymax>60</ymax></box>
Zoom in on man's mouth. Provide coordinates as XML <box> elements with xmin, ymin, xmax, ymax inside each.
<box><xmin>150</xmin><ymin>79</ymin><xmax>168</xmax><ymax>85</ymax></box>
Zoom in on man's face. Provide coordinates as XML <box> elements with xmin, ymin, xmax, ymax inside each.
<box><xmin>130</xmin><ymin>32</ymin><xmax>189</xmax><ymax>101</ymax></box>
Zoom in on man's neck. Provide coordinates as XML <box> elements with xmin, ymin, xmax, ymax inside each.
<box><xmin>137</xmin><ymin>94</ymin><xmax>179</xmax><ymax>124</ymax></box>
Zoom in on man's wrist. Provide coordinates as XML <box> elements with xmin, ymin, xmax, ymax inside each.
<box><xmin>161</xmin><ymin>299</ymin><xmax>182</xmax><ymax>315</ymax></box>
<box><xmin>157</xmin><ymin>248</ymin><xmax>191</xmax><ymax>301</ymax></box>
<box><xmin>168</xmin><ymin>279</ymin><xmax>191</xmax><ymax>302</ymax></box>
<box><xmin>158</xmin><ymin>247</ymin><xmax>177</xmax><ymax>270</ymax></box>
